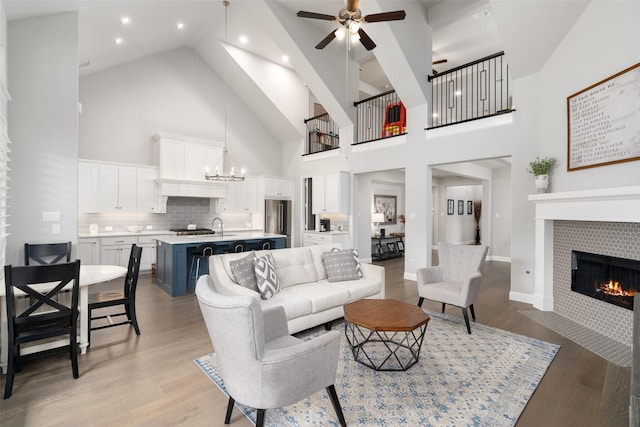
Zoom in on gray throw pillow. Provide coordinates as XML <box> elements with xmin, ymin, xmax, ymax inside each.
<box><xmin>323</xmin><ymin>249</ymin><xmax>359</xmax><ymax>282</ymax></box>
<box><xmin>330</xmin><ymin>247</ymin><xmax>362</xmax><ymax>278</ymax></box>
<box><xmin>229</xmin><ymin>252</ymin><xmax>257</xmax><ymax>292</ymax></box>
<box><xmin>254</xmin><ymin>253</ymin><xmax>280</xmax><ymax>300</ymax></box>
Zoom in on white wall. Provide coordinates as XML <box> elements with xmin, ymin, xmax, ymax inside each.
<box><xmin>443</xmin><ymin>184</ymin><xmax>481</xmax><ymax>244</ymax></box>
<box><xmin>490</xmin><ymin>165</ymin><xmax>512</xmax><ymax>260</ymax></box>
<box><xmin>79</xmin><ymin>47</ymin><xmax>282</xmax><ymax>176</ymax></box>
<box><xmin>537</xmin><ymin>1</ymin><xmax>640</xmax><ymax>192</ymax></box>
<box><xmin>7</xmin><ymin>12</ymin><xmax>79</xmax><ymax>264</ymax></box>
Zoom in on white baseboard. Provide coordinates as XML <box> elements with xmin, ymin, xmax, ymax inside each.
<box><xmin>487</xmin><ymin>255</ymin><xmax>511</xmax><ymax>263</ymax></box>
<box><xmin>509</xmin><ymin>291</ymin><xmax>535</xmax><ymax>305</ymax></box>
<box><xmin>404</xmin><ymin>272</ymin><xmax>417</xmax><ymax>281</ymax></box>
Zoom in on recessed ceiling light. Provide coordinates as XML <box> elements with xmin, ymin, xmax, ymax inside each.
<box><xmin>281</xmin><ymin>55</ymin><xmax>289</xmax><ymax>63</ymax></box>
<box><xmin>432</xmin><ymin>113</ymin><xmax>438</xmax><ymax>117</ymax></box>
<box><xmin>239</xmin><ymin>35</ymin><xmax>248</xmax><ymax>44</ymax></box>
<box><xmin>472</xmin><ymin>8</ymin><xmax>490</xmax><ymax>21</ymax></box>
<box><xmin>121</xmin><ymin>17</ymin><xmax>130</xmax><ymax>25</ymax></box>
<box><xmin>176</xmin><ymin>22</ymin><xmax>185</xmax><ymax>30</ymax></box>
<box><xmin>114</xmin><ymin>37</ymin><xmax>123</xmax><ymax>45</ymax></box>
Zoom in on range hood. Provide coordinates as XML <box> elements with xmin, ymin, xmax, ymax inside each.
<box><xmin>156</xmin><ymin>179</ymin><xmax>226</xmax><ymax>198</ymax></box>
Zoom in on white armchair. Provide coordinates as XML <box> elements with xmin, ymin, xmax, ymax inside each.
<box><xmin>195</xmin><ymin>275</ymin><xmax>347</xmax><ymax>427</ymax></box>
<box><xmin>416</xmin><ymin>242</ymin><xmax>489</xmax><ymax>334</ymax></box>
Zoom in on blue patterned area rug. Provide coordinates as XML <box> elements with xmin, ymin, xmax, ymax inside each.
<box><xmin>195</xmin><ymin>310</ymin><xmax>559</xmax><ymax>426</ymax></box>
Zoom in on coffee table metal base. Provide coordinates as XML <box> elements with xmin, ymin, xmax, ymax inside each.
<box><xmin>344</xmin><ymin>321</ymin><xmax>427</xmax><ymax>371</ymax></box>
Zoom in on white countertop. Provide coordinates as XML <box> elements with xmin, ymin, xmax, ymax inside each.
<box><xmin>78</xmin><ymin>230</ymin><xmax>175</xmax><ymax>238</ymax></box>
<box><xmin>304</xmin><ymin>231</ymin><xmax>349</xmax><ymax>235</ymax></box>
<box><xmin>78</xmin><ymin>228</ymin><xmax>265</xmax><ymax>238</ymax></box>
<box><xmin>156</xmin><ymin>232</ymin><xmax>286</xmax><ymax>245</ymax></box>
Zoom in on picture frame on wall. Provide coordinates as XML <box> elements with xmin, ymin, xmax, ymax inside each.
<box><xmin>467</xmin><ymin>200</ymin><xmax>473</xmax><ymax>215</ymax></box>
<box><xmin>374</xmin><ymin>194</ymin><xmax>397</xmax><ymax>225</ymax></box>
<box><xmin>458</xmin><ymin>200</ymin><xmax>464</xmax><ymax>215</ymax></box>
<box><xmin>447</xmin><ymin>199</ymin><xmax>454</xmax><ymax>215</ymax></box>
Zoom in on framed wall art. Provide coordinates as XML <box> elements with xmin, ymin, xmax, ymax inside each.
<box><xmin>567</xmin><ymin>62</ymin><xmax>640</xmax><ymax>171</ymax></box>
<box><xmin>447</xmin><ymin>199</ymin><xmax>454</xmax><ymax>215</ymax></box>
<box><xmin>467</xmin><ymin>200</ymin><xmax>473</xmax><ymax>215</ymax></box>
<box><xmin>374</xmin><ymin>194</ymin><xmax>397</xmax><ymax>225</ymax></box>
<box><xmin>458</xmin><ymin>200</ymin><xmax>464</xmax><ymax>215</ymax></box>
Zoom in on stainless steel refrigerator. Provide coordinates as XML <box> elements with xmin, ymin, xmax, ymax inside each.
<box><xmin>265</xmin><ymin>199</ymin><xmax>292</xmax><ymax>247</ymax></box>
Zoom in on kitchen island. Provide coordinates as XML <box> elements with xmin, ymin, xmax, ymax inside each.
<box><xmin>155</xmin><ymin>233</ymin><xmax>286</xmax><ymax>296</ymax></box>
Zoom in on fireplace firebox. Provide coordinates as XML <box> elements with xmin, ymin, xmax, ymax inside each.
<box><xmin>571</xmin><ymin>250</ymin><xmax>640</xmax><ymax>310</ymax></box>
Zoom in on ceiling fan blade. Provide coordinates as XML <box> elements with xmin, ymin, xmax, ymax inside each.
<box><xmin>315</xmin><ymin>31</ymin><xmax>337</xmax><ymax>49</ymax></box>
<box><xmin>297</xmin><ymin>11</ymin><xmax>337</xmax><ymax>21</ymax></box>
<box><xmin>432</xmin><ymin>59</ymin><xmax>448</xmax><ymax>65</ymax></box>
<box><xmin>358</xmin><ymin>28</ymin><xmax>376</xmax><ymax>51</ymax></box>
<box><xmin>363</xmin><ymin>10</ymin><xmax>406</xmax><ymax>23</ymax></box>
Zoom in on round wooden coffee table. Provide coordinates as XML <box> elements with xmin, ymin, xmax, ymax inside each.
<box><xmin>343</xmin><ymin>299</ymin><xmax>430</xmax><ymax>371</ymax></box>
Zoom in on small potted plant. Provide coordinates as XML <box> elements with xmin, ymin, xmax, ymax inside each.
<box><xmin>528</xmin><ymin>156</ymin><xmax>556</xmax><ymax>193</ymax></box>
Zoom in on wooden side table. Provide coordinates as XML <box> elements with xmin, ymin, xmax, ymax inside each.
<box><xmin>344</xmin><ymin>299</ymin><xmax>430</xmax><ymax>371</ymax></box>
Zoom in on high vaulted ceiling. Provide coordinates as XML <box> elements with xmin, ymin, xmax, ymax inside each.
<box><xmin>5</xmin><ymin>0</ymin><xmax>503</xmax><ymax>93</ymax></box>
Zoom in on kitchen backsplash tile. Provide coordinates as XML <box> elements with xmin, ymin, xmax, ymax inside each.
<box><xmin>78</xmin><ymin>197</ymin><xmax>255</xmax><ymax>234</ymax></box>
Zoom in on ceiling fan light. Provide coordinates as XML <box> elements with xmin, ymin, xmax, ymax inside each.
<box><xmin>348</xmin><ymin>21</ymin><xmax>360</xmax><ymax>34</ymax></box>
<box><xmin>350</xmin><ymin>32</ymin><xmax>361</xmax><ymax>43</ymax></box>
<box><xmin>335</xmin><ymin>27</ymin><xmax>346</xmax><ymax>40</ymax></box>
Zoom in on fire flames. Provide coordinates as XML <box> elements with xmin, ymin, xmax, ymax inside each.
<box><xmin>599</xmin><ymin>280</ymin><xmax>635</xmax><ymax>297</ymax></box>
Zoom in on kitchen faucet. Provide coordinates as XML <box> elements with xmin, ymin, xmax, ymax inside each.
<box><xmin>211</xmin><ymin>217</ymin><xmax>224</xmax><ymax>237</ymax></box>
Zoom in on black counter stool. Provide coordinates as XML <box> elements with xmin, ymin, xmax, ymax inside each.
<box><xmin>230</xmin><ymin>241</ymin><xmax>249</xmax><ymax>253</ymax></box>
<box><xmin>256</xmin><ymin>239</ymin><xmax>275</xmax><ymax>250</ymax></box>
<box><xmin>188</xmin><ymin>244</ymin><xmax>217</xmax><ymax>292</ymax></box>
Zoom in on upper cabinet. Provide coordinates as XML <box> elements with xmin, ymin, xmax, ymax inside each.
<box><xmin>312</xmin><ymin>172</ymin><xmax>349</xmax><ymax>214</ymax></box>
<box><xmin>264</xmin><ymin>177</ymin><xmax>294</xmax><ymax>200</ymax></box>
<box><xmin>99</xmin><ymin>163</ymin><xmax>137</xmax><ymax>211</ymax></box>
<box><xmin>216</xmin><ymin>176</ymin><xmax>258</xmax><ymax>213</ymax></box>
<box><xmin>153</xmin><ymin>132</ymin><xmax>223</xmax><ymax>182</ymax></box>
<box><xmin>78</xmin><ymin>160</ymin><xmax>163</xmax><ymax>213</ymax></box>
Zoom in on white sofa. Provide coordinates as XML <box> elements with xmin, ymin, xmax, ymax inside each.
<box><xmin>204</xmin><ymin>245</ymin><xmax>385</xmax><ymax>334</ymax></box>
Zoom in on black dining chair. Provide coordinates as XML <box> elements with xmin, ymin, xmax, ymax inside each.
<box><xmin>88</xmin><ymin>244</ymin><xmax>143</xmax><ymax>345</ymax></box>
<box><xmin>24</xmin><ymin>242</ymin><xmax>72</xmax><ymax>265</ymax></box>
<box><xmin>3</xmin><ymin>260</ymin><xmax>81</xmax><ymax>399</ymax></box>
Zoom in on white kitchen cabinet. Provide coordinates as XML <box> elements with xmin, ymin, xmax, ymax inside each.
<box><xmin>99</xmin><ymin>164</ymin><xmax>137</xmax><ymax>211</ymax></box>
<box><xmin>312</xmin><ymin>172</ymin><xmax>349</xmax><ymax>214</ymax></box>
<box><xmin>154</xmin><ymin>133</ymin><xmax>223</xmax><ymax>182</ymax></box>
<box><xmin>77</xmin><ymin>238</ymin><xmax>100</xmax><ymax>264</ymax></box>
<box><xmin>78</xmin><ymin>161</ymin><xmax>100</xmax><ymax>213</ymax></box>
<box><xmin>137</xmin><ymin>234</ymin><xmax>169</xmax><ymax>272</ymax></box>
<box><xmin>136</xmin><ymin>166</ymin><xmax>164</xmax><ymax>213</ymax></box>
<box><xmin>100</xmin><ymin>236</ymin><xmax>138</xmax><ymax>268</ymax></box>
<box><xmin>303</xmin><ymin>232</ymin><xmax>350</xmax><ymax>248</ymax></box>
<box><xmin>264</xmin><ymin>177</ymin><xmax>294</xmax><ymax>199</ymax></box>
<box><xmin>217</xmin><ymin>177</ymin><xmax>258</xmax><ymax>213</ymax></box>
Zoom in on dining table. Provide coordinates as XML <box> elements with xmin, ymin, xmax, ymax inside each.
<box><xmin>0</xmin><ymin>264</ymin><xmax>127</xmax><ymax>374</ymax></box>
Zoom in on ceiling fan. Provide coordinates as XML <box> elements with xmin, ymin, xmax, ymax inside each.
<box><xmin>432</xmin><ymin>58</ymin><xmax>447</xmax><ymax>75</ymax></box>
<box><xmin>297</xmin><ymin>0</ymin><xmax>406</xmax><ymax>51</ymax></box>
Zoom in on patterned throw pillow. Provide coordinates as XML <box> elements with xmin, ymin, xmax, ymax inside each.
<box><xmin>254</xmin><ymin>254</ymin><xmax>280</xmax><ymax>300</ymax></box>
<box><xmin>323</xmin><ymin>249</ymin><xmax>360</xmax><ymax>282</ymax></box>
<box><xmin>330</xmin><ymin>247</ymin><xmax>362</xmax><ymax>278</ymax></box>
<box><xmin>229</xmin><ymin>252</ymin><xmax>257</xmax><ymax>292</ymax></box>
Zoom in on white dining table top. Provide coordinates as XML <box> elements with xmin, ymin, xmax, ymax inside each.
<box><xmin>0</xmin><ymin>264</ymin><xmax>127</xmax><ymax>297</ymax></box>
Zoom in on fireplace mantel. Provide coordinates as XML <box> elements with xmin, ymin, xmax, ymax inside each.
<box><xmin>529</xmin><ymin>185</ymin><xmax>640</xmax><ymax>310</ymax></box>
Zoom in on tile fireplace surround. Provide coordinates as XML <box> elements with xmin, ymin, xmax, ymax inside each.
<box><xmin>529</xmin><ymin>185</ymin><xmax>640</xmax><ymax>347</ymax></box>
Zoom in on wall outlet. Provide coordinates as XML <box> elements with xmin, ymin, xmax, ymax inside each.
<box><xmin>105</xmin><ymin>226</ymin><xmax>113</xmax><ymax>231</ymax></box>
<box><xmin>52</xmin><ymin>223</ymin><xmax>60</xmax><ymax>234</ymax></box>
<box><xmin>146</xmin><ymin>225</ymin><xmax>153</xmax><ymax>230</ymax></box>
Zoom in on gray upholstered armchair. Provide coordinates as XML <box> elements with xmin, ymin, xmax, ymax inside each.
<box><xmin>195</xmin><ymin>275</ymin><xmax>347</xmax><ymax>427</ymax></box>
<box><xmin>416</xmin><ymin>242</ymin><xmax>489</xmax><ymax>334</ymax></box>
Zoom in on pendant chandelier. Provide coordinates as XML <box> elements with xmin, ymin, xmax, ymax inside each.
<box><xmin>205</xmin><ymin>0</ymin><xmax>245</xmax><ymax>182</ymax></box>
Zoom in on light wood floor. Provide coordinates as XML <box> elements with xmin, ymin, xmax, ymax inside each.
<box><xmin>0</xmin><ymin>257</ymin><xmax>630</xmax><ymax>426</ymax></box>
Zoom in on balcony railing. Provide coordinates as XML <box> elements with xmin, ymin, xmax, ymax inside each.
<box><xmin>354</xmin><ymin>90</ymin><xmax>406</xmax><ymax>145</ymax></box>
<box><xmin>427</xmin><ymin>51</ymin><xmax>514</xmax><ymax>129</ymax></box>
<box><xmin>303</xmin><ymin>113</ymin><xmax>339</xmax><ymax>155</ymax></box>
